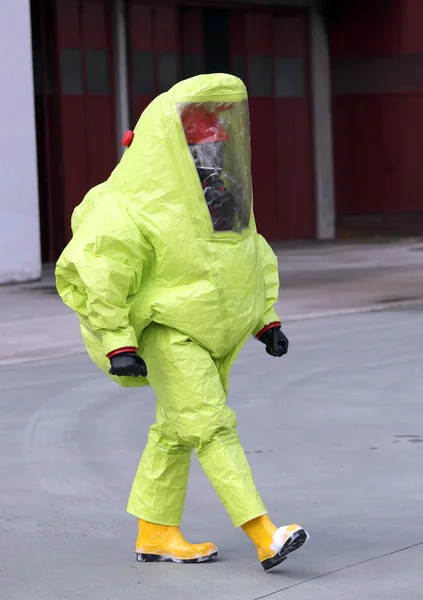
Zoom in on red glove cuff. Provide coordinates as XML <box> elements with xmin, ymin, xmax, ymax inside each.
<box><xmin>255</xmin><ymin>322</ymin><xmax>281</xmax><ymax>340</ymax></box>
<box><xmin>106</xmin><ymin>347</ymin><xmax>138</xmax><ymax>359</ymax></box>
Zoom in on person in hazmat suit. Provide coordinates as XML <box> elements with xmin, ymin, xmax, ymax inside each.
<box><xmin>55</xmin><ymin>73</ymin><xmax>309</xmax><ymax>572</ymax></box>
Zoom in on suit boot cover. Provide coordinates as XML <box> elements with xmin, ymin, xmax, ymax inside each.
<box><xmin>136</xmin><ymin>519</ymin><xmax>218</xmax><ymax>564</ymax></box>
<box><xmin>241</xmin><ymin>515</ymin><xmax>309</xmax><ymax>571</ymax></box>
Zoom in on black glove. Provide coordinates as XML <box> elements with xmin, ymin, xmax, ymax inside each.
<box><xmin>260</xmin><ymin>326</ymin><xmax>289</xmax><ymax>357</ymax></box>
<box><xmin>109</xmin><ymin>352</ymin><xmax>148</xmax><ymax>377</ymax></box>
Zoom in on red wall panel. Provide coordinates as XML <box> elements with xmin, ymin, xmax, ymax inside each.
<box><xmin>273</xmin><ymin>15</ymin><xmax>314</xmax><ymax>239</ymax></box>
<box><xmin>244</xmin><ymin>12</ymin><xmax>278</xmax><ymax>240</ymax></box>
<box><xmin>82</xmin><ymin>1</ymin><xmax>108</xmax><ymax>48</ymax></box>
<box><xmin>249</xmin><ymin>99</ymin><xmax>279</xmax><ymax>240</ymax></box>
<box><xmin>245</xmin><ymin>11</ymin><xmax>271</xmax><ymax>55</ymax></box>
<box><xmin>57</xmin><ymin>0</ymin><xmax>80</xmax><ymax>46</ymax></box>
<box><xmin>332</xmin><ymin>0</ymin><xmax>423</xmax><ymax>58</ymax></box>
<box><xmin>129</xmin><ymin>4</ymin><xmax>153</xmax><ymax>51</ymax></box>
<box><xmin>154</xmin><ymin>5</ymin><xmax>178</xmax><ymax>53</ymax></box>
<box><xmin>275</xmin><ymin>100</ymin><xmax>314</xmax><ymax>239</ymax></box>
<box><xmin>60</xmin><ymin>99</ymin><xmax>88</xmax><ymax>234</ymax></box>
<box><xmin>229</xmin><ymin>10</ymin><xmax>244</xmax><ymax>57</ymax></box>
<box><xmin>180</xmin><ymin>8</ymin><xmax>203</xmax><ymax>58</ymax></box>
<box><xmin>332</xmin><ymin>96</ymin><xmax>386</xmax><ymax>216</ymax></box>
<box><xmin>382</xmin><ymin>95</ymin><xmax>423</xmax><ymax>214</ymax></box>
<box><xmin>128</xmin><ymin>4</ymin><xmax>154</xmax><ymax>121</ymax></box>
<box><xmin>83</xmin><ymin>1</ymin><xmax>116</xmax><ymax>189</ymax></box>
<box><xmin>57</xmin><ymin>1</ymin><xmax>86</xmax><ymax>235</ymax></box>
<box><xmin>332</xmin><ymin>0</ymin><xmax>423</xmax><ymax>229</ymax></box>
<box><xmin>273</xmin><ymin>14</ymin><xmax>304</xmax><ymax>57</ymax></box>
<box><xmin>56</xmin><ymin>0</ymin><xmax>116</xmax><ymax>239</ymax></box>
<box><xmin>85</xmin><ymin>98</ymin><xmax>116</xmax><ymax>189</ymax></box>
<box><xmin>33</xmin><ymin>0</ymin><xmax>66</xmax><ymax>260</ymax></box>
<box><xmin>238</xmin><ymin>10</ymin><xmax>315</xmax><ymax>241</ymax></box>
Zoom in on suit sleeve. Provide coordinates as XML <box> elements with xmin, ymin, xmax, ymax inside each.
<box><xmin>56</xmin><ymin>197</ymin><xmax>152</xmax><ymax>356</ymax></box>
<box><xmin>252</xmin><ymin>234</ymin><xmax>281</xmax><ymax>338</ymax></box>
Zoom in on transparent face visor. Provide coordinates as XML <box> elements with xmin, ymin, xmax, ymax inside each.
<box><xmin>178</xmin><ymin>101</ymin><xmax>252</xmax><ymax>233</ymax></box>
<box><xmin>189</xmin><ymin>142</ymin><xmax>225</xmax><ymax>177</ymax></box>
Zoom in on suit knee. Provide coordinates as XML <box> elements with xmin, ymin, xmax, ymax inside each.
<box><xmin>174</xmin><ymin>406</ymin><xmax>237</xmax><ymax>448</ymax></box>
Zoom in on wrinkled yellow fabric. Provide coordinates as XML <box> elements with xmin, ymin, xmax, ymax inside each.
<box><xmin>127</xmin><ymin>323</ymin><xmax>266</xmax><ymax>526</ymax></box>
<box><xmin>56</xmin><ymin>73</ymin><xmax>280</xmax><ymax>526</ymax></box>
<box><xmin>56</xmin><ymin>73</ymin><xmax>280</xmax><ymax>389</ymax></box>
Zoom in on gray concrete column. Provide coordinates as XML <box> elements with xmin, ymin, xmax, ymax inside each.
<box><xmin>113</xmin><ymin>0</ymin><xmax>130</xmax><ymax>158</ymax></box>
<box><xmin>310</xmin><ymin>6</ymin><xmax>335</xmax><ymax>239</ymax></box>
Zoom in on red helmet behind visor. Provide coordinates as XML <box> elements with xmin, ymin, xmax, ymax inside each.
<box><xmin>180</xmin><ymin>104</ymin><xmax>229</xmax><ymax>145</ymax></box>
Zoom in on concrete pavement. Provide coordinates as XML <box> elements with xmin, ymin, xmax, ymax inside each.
<box><xmin>1</xmin><ymin>238</ymin><xmax>423</xmax><ymax>365</ymax></box>
<box><xmin>1</xmin><ymin>306</ymin><xmax>423</xmax><ymax>599</ymax></box>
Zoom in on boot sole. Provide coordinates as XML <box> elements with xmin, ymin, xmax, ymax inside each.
<box><xmin>261</xmin><ymin>529</ymin><xmax>309</xmax><ymax>572</ymax></box>
<box><xmin>136</xmin><ymin>550</ymin><xmax>218</xmax><ymax>564</ymax></box>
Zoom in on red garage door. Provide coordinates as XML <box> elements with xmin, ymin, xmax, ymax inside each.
<box><xmin>332</xmin><ymin>0</ymin><xmax>423</xmax><ymax>234</ymax></box>
<box><xmin>56</xmin><ymin>0</ymin><xmax>117</xmax><ymax>240</ymax></box>
<box><xmin>33</xmin><ymin>0</ymin><xmax>118</xmax><ymax>260</ymax></box>
<box><xmin>241</xmin><ymin>11</ymin><xmax>315</xmax><ymax>240</ymax></box>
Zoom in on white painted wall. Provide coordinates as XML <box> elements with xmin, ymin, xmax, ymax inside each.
<box><xmin>0</xmin><ymin>0</ymin><xmax>41</xmax><ymax>283</ymax></box>
<box><xmin>310</xmin><ymin>6</ymin><xmax>335</xmax><ymax>239</ymax></box>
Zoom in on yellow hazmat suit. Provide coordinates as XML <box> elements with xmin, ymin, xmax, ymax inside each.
<box><xmin>56</xmin><ymin>74</ymin><xmax>281</xmax><ymax>529</ymax></box>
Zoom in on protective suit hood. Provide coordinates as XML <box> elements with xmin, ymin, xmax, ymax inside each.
<box><xmin>72</xmin><ymin>74</ymin><xmax>250</xmax><ymax>236</ymax></box>
<box><xmin>109</xmin><ymin>73</ymin><xmax>248</xmax><ymax>198</ymax></box>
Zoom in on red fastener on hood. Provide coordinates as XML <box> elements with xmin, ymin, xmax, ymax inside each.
<box><xmin>122</xmin><ymin>130</ymin><xmax>134</xmax><ymax>147</ymax></box>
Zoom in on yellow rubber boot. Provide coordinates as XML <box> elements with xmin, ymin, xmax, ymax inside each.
<box><xmin>136</xmin><ymin>519</ymin><xmax>218</xmax><ymax>564</ymax></box>
<box><xmin>242</xmin><ymin>515</ymin><xmax>309</xmax><ymax>571</ymax></box>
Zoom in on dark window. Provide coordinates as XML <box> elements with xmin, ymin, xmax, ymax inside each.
<box><xmin>333</xmin><ymin>55</ymin><xmax>423</xmax><ymax>95</ymax></box>
<box><xmin>275</xmin><ymin>57</ymin><xmax>305</xmax><ymax>98</ymax></box>
<box><xmin>86</xmin><ymin>49</ymin><xmax>110</xmax><ymax>94</ymax></box>
<box><xmin>233</xmin><ymin>55</ymin><xmax>246</xmax><ymax>82</ymax></box>
<box><xmin>203</xmin><ymin>9</ymin><xmax>230</xmax><ymax>74</ymax></box>
<box><xmin>181</xmin><ymin>54</ymin><xmax>202</xmax><ymax>79</ymax></box>
<box><xmin>61</xmin><ymin>48</ymin><xmax>83</xmax><ymax>95</ymax></box>
<box><xmin>133</xmin><ymin>50</ymin><xmax>155</xmax><ymax>94</ymax></box>
<box><xmin>248</xmin><ymin>56</ymin><xmax>273</xmax><ymax>97</ymax></box>
<box><xmin>158</xmin><ymin>52</ymin><xmax>178</xmax><ymax>93</ymax></box>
